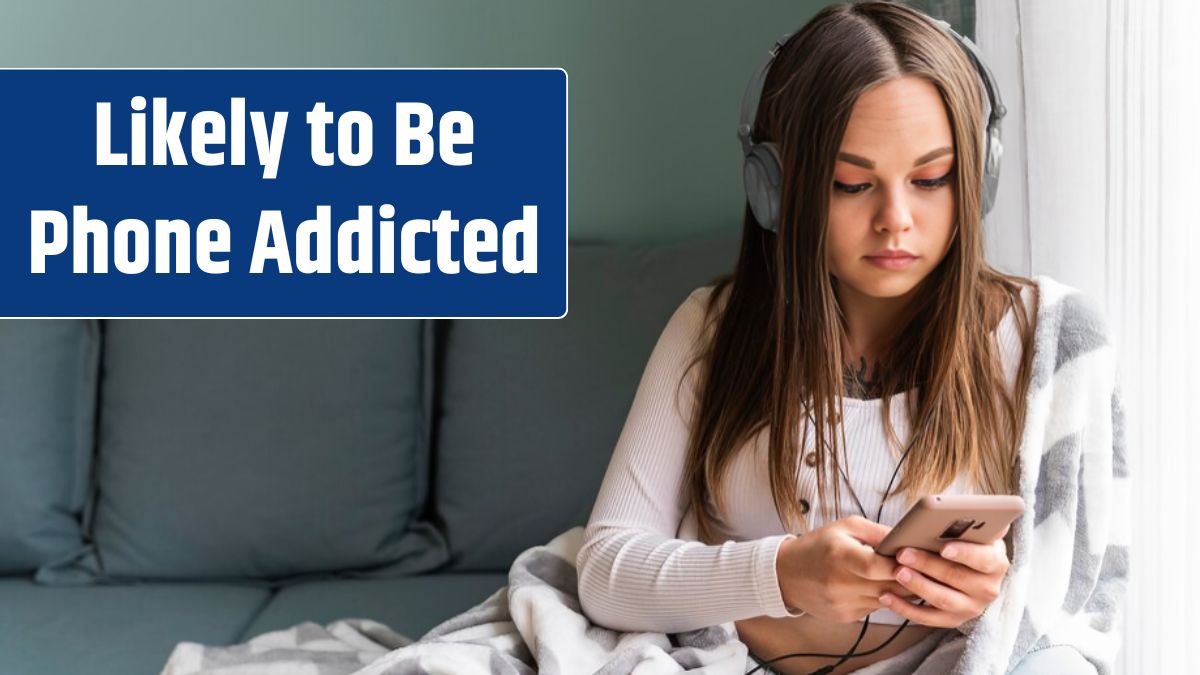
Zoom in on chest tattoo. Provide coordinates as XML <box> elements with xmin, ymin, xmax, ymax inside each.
<box><xmin>843</xmin><ymin>355</ymin><xmax>883</xmax><ymax>399</ymax></box>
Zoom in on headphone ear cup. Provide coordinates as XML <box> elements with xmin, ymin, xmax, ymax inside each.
<box><xmin>743</xmin><ymin>142</ymin><xmax>784</xmax><ymax>232</ymax></box>
<box><xmin>981</xmin><ymin>131</ymin><xmax>1003</xmax><ymax>217</ymax></box>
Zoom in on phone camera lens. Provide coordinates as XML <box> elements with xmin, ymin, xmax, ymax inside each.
<box><xmin>939</xmin><ymin>519</ymin><xmax>974</xmax><ymax>539</ymax></box>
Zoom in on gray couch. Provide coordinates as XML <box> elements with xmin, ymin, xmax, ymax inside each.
<box><xmin>0</xmin><ymin>230</ymin><xmax>740</xmax><ymax>675</ymax></box>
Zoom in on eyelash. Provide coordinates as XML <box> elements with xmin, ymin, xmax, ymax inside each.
<box><xmin>833</xmin><ymin>171</ymin><xmax>953</xmax><ymax>195</ymax></box>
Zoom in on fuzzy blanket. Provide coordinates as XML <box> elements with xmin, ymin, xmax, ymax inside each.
<box><xmin>945</xmin><ymin>275</ymin><xmax>1129</xmax><ymax>674</ymax></box>
<box><xmin>855</xmin><ymin>275</ymin><xmax>1130</xmax><ymax>675</ymax></box>
<box><xmin>159</xmin><ymin>526</ymin><xmax>752</xmax><ymax>675</ymax></box>
<box><xmin>159</xmin><ymin>274</ymin><xmax>1128</xmax><ymax>675</ymax></box>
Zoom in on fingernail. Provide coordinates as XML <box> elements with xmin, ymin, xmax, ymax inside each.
<box><xmin>898</xmin><ymin>549</ymin><xmax>916</xmax><ymax>565</ymax></box>
<box><xmin>880</xmin><ymin>594</ymin><xmax>893</xmax><ymax>606</ymax></box>
<box><xmin>943</xmin><ymin>545</ymin><xmax>958</xmax><ymax>559</ymax></box>
<box><xmin>896</xmin><ymin>567</ymin><xmax>912</xmax><ymax>583</ymax></box>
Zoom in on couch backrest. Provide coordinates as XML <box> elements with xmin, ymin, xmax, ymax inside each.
<box><xmin>37</xmin><ymin>320</ymin><xmax>449</xmax><ymax>586</ymax></box>
<box><xmin>433</xmin><ymin>228</ymin><xmax>740</xmax><ymax>571</ymax></box>
<box><xmin>0</xmin><ymin>321</ymin><xmax>98</xmax><ymax>576</ymax></box>
<box><xmin>2</xmin><ymin>229</ymin><xmax>743</xmax><ymax>583</ymax></box>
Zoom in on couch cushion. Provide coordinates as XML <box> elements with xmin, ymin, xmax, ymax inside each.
<box><xmin>434</xmin><ymin>229</ymin><xmax>740</xmax><ymax>570</ymax></box>
<box><xmin>48</xmin><ymin>320</ymin><xmax>448</xmax><ymax>584</ymax></box>
<box><xmin>239</xmin><ymin>573</ymin><xmax>508</xmax><ymax>642</ymax></box>
<box><xmin>0</xmin><ymin>321</ymin><xmax>99</xmax><ymax>575</ymax></box>
<box><xmin>0</xmin><ymin>575</ymin><xmax>270</xmax><ymax>675</ymax></box>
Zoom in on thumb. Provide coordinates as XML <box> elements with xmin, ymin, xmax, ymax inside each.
<box><xmin>840</xmin><ymin>515</ymin><xmax>891</xmax><ymax>548</ymax></box>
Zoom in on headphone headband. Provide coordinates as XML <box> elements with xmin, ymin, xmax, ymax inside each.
<box><xmin>737</xmin><ymin>35</ymin><xmax>790</xmax><ymax>157</ymax></box>
<box><xmin>739</xmin><ymin>10</ymin><xmax>1006</xmax><ymax>232</ymax></box>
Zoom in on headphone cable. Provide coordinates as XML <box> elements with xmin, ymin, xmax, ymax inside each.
<box><xmin>745</xmin><ymin>614</ymin><xmax>916</xmax><ymax>674</ymax></box>
<box><xmin>746</xmin><ymin>427</ymin><xmax>920</xmax><ymax>675</ymax></box>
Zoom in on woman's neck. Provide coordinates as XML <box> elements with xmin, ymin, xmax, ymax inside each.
<box><xmin>843</xmin><ymin>354</ymin><xmax>885</xmax><ymax>399</ymax></box>
<box><xmin>835</xmin><ymin>280</ymin><xmax>919</xmax><ymax>399</ymax></box>
<box><xmin>836</xmin><ymin>283</ymin><xmax>915</xmax><ymax>353</ymax></box>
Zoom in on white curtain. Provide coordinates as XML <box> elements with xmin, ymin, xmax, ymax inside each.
<box><xmin>976</xmin><ymin>1</ymin><xmax>1200</xmax><ymax>672</ymax></box>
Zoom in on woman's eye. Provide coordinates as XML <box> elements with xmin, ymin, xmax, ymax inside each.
<box><xmin>833</xmin><ymin>181</ymin><xmax>870</xmax><ymax>195</ymax></box>
<box><xmin>914</xmin><ymin>172</ymin><xmax>952</xmax><ymax>190</ymax></box>
<box><xmin>832</xmin><ymin>172</ymin><xmax>952</xmax><ymax>195</ymax></box>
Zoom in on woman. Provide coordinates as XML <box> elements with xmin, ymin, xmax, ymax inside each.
<box><xmin>576</xmin><ymin>2</ymin><xmax>1124</xmax><ymax>674</ymax></box>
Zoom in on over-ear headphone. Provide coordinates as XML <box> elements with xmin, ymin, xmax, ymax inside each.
<box><xmin>736</xmin><ymin>12</ymin><xmax>1007</xmax><ymax>233</ymax></box>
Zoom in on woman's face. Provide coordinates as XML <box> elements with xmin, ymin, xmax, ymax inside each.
<box><xmin>825</xmin><ymin>76</ymin><xmax>957</xmax><ymax>300</ymax></box>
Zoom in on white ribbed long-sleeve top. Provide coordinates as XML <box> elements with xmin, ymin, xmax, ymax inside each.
<box><xmin>576</xmin><ymin>283</ymin><xmax>1033</xmax><ymax>632</ymax></box>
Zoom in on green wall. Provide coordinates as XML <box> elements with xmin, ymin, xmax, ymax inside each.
<box><xmin>0</xmin><ymin>1</ymin><xmax>971</xmax><ymax>244</ymax></box>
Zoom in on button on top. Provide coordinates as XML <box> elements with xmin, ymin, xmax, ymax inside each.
<box><xmin>799</xmin><ymin>499</ymin><xmax>811</xmax><ymax>515</ymax></box>
<box><xmin>804</xmin><ymin>452</ymin><xmax>818</xmax><ymax>467</ymax></box>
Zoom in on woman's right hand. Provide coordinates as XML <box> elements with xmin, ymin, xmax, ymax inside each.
<box><xmin>777</xmin><ymin>516</ymin><xmax>916</xmax><ymax>623</ymax></box>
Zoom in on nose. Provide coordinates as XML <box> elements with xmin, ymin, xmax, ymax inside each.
<box><xmin>873</xmin><ymin>183</ymin><xmax>914</xmax><ymax>234</ymax></box>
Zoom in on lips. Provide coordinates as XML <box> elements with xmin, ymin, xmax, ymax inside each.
<box><xmin>864</xmin><ymin>253</ymin><xmax>918</xmax><ymax>270</ymax></box>
<box><xmin>865</xmin><ymin>249</ymin><xmax>917</xmax><ymax>259</ymax></box>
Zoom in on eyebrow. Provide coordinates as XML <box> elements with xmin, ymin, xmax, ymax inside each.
<box><xmin>837</xmin><ymin>146</ymin><xmax>954</xmax><ymax>170</ymax></box>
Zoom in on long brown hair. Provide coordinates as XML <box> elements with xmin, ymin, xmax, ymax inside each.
<box><xmin>679</xmin><ymin>1</ymin><xmax>1038</xmax><ymax>543</ymax></box>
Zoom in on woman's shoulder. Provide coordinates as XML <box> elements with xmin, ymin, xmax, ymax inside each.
<box><xmin>685</xmin><ymin>283</ymin><xmax>722</xmax><ymax>305</ymax></box>
<box><xmin>992</xmin><ymin>279</ymin><xmax>1037</xmax><ymax>328</ymax></box>
<box><xmin>663</xmin><ymin>284</ymin><xmax>729</xmax><ymax>351</ymax></box>
<box><xmin>676</xmin><ymin>283</ymin><xmax>728</xmax><ymax>322</ymax></box>
<box><xmin>655</xmin><ymin>285</ymin><xmax>722</xmax><ymax>352</ymax></box>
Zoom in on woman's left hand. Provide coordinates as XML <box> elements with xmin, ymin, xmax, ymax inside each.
<box><xmin>877</xmin><ymin>527</ymin><xmax>1011</xmax><ymax>628</ymax></box>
